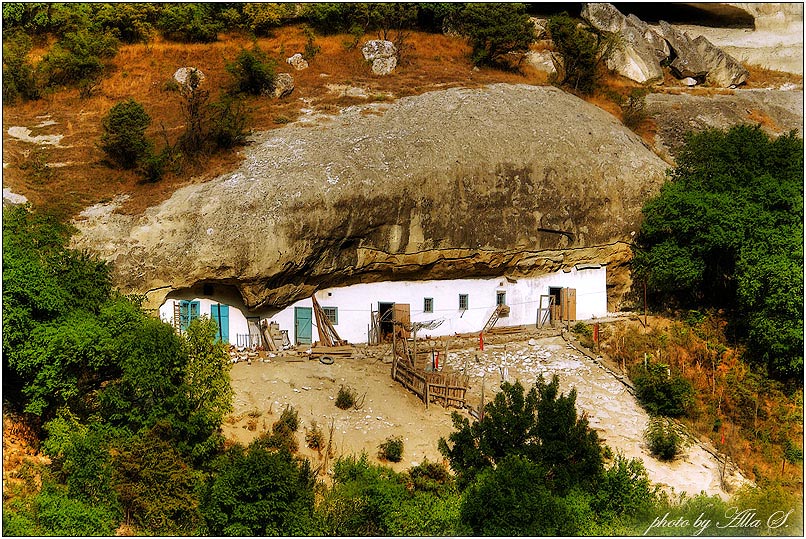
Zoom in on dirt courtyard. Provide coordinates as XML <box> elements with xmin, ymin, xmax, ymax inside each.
<box><xmin>223</xmin><ymin>329</ymin><xmax>747</xmax><ymax>498</ymax></box>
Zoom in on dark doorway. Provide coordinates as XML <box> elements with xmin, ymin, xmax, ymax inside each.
<box><xmin>379</xmin><ymin>302</ymin><xmax>395</xmax><ymax>341</ymax></box>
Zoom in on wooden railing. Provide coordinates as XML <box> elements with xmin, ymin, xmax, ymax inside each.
<box><xmin>392</xmin><ymin>355</ymin><xmax>469</xmax><ymax>409</ymax></box>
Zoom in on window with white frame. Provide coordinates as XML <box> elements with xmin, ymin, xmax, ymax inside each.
<box><xmin>459</xmin><ymin>294</ymin><xmax>469</xmax><ymax>310</ymax></box>
<box><xmin>323</xmin><ymin>306</ymin><xmax>338</xmax><ymax>325</ymax></box>
<box><xmin>424</xmin><ymin>297</ymin><xmax>434</xmax><ymax>313</ymax></box>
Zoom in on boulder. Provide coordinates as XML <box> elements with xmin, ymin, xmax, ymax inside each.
<box><xmin>370</xmin><ymin>56</ymin><xmax>397</xmax><ymax>76</ymax></box>
<box><xmin>286</xmin><ymin>53</ymin><xmax>309</xmax><ymax>71</ymax></box>
<box><xmin>657</xmin><ymin>21</ymin><xmax>748</xmax><ymax>87</ymax></box>
<box><xmin>71</xmin><ymin>85</ymin><xmax>669</xmax><ymax>313</ymax></box>
<box><xmin>173</xmin><ymin>67</ymin><xmax>205</xmax><ymax>90</ymax></box>
<box><xmin>581</xmin><ymin>3</ymin><xmax>663</xmax><ymax>84</ymax></box>
<box><xmin>270</xmin><ymin>73</ymin><xmax>294</xmax><ymax>98</ymax></box>
<box><xmin>362</xmin><ymin>40</ymin><xmax>398</xmax><ymax>75</ymax></box>
<box><xmin>529</xmin><ymin>17</ymin><xmax>549</xmax><ymax>39</ymax></box>
<box><xmin>525</xmin><ymin>50</ymin><xmax>557</xmax><ymax>76</ymax></box>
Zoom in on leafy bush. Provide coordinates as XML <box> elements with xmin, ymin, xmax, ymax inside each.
<box><xmin>39</xmin><ymin>29</ymin><xmax>119</xmax><ymax>88</ymax></box>
<box><xmin>335</xmin><ymin>385</ymin><xmax>357</xmax><ymax>410</ymax></box>
<box><xmin>378</xmin><ymin>436</ymin><xmax>404</xmax><ymax>462</ymax></box>
<box><xmin>438</xmin><ymin>376</ymin><xmax>603</xmax><ymax>492</ymax></box>
<box><xmin>94</xmin><ymin>3</ymin><xmax>158</xmax><ymax>43</ymax></box>
<box><xmin>593</xmin><ymin>453</ymin><xmax>658</xmax><ymax>520</ymax></box>
<box><xmin>100</xmin><ymin>99</ymin><xmax>152</xmax><ymax>169</ymax></box>
<box><xmin>209</xmin><ymin>96</ymin><xmax>251</xmax><ymax>149</ymax></box>
<box><xmin>274</xmin><ymin>404</ymin><xmax>300</xmax><ymax>432</ymax></box>
<box><xmin>303</xmin><ymin>26</ymin><xmax>321</xmax><ymax>61</ymax></box>
<box><xmin>158</xmin><ymin>3</ymin><xmax>221</xmax><ymax>43</ymax></box>
<box><xmin>226</xmin><ymin>46</ymin><xmax>276</xmax><ymax>96</ymax></box>
<box><xmin>242</xmin><ymin>3</ymin><xmax>295</xmax><ymax>36</ymax></box>
<box><xmin>460</xmin><ymin>454</ymin><xmax>576</xmax><ymax>536</ymax></box>
<box><xmin>633</xmin><ymin>125</ymin><xmax>803</xmax><ymax>380</ymax></box>
<box><xmin>547</xmin><ymin>13</ymin><xmax>604</xmax><ymax>94</ymax></box>
<box><xmin>2</xmin><ymin>30</ymin><xmax>40</xmax><ymax>103</ymax></box>
<box><xmin>111</xmin><ymin>424</ymin><xmax>204</xmax><ymax>535</ymax></box>
<box><xmin>458</xmin><ymin>3</ymin><xmax>536</xmax><ymax>68</ymax></box>
<box><xmin>305</xmin><ymin>420</ymin><xmax>325</xmax><ymax>450</ymax></box>
<box><xmin>630</xmin><ymin>361</ymin><xmax>694</xmax><ymax>417</ymax></box>
<box><xmin>34</xmin><ymin>481</ymin><xmax>120</xmax><ymax>536</ymax></box>
<box><xmin>302</xmin><ymin>3</ymin><xmax>363</xmax><ymax>35</ymax></box>
<box><xmin>201</xmin><ymin>441</ymin><xmax>316</xmax><ymax>535</ymax></box>
<box><xmin>620</xmin><ymin>88</ymin><xmax>649</xmax><ymax>129</ymax></box>
<box><xmin>645</xmin><ymin>417</ymin><xmax>682</xmax><ymax>461</ymax></box>
<box><xmin>407</xmin><ymin>459</ymin><xmax>452</xmax><ymax>494</ymax></box>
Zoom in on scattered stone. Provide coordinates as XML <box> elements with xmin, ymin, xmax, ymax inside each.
<box><xmin>270</xmin><ymin>73</ymin><xmax>295</xmax><ymax>98</ymax></box>
<box><xmin>173</xmin><ymin>67</ymin><xmax>205</xmax><ymax>90</ymax></box>
<box><xmin>681</xmin><ymin>77</ymin><xmax>699</xmax><ymax>86</ymax></box>
<box><xmin>362</xmin><ymin>40</ymin><xmax>398</xmax><ymax>76</ymax></box>
<box><xmin>287</xmin><ymin>53</ymin><xmax>309</xmax><ymax>71</ymax></box>
<box><xmin>524</xmin><ymin>50</ymin><xmax>557</xmax><ymax>76</ymax></box>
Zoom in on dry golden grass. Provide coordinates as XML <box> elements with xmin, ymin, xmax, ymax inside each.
<box><xmin>3</xmin><ymin>26</ymin><xmax>802</xmax><ymax>219</ymax></box>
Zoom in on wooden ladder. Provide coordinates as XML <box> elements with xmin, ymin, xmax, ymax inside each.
<box><xmin>482</xmin><ymin>304</ymin><xmax>506</xmax><ymax>333</ymax></box>
<box><xmin>173</xmin><ymin>301</ymin><xmax>181</xmax><ymax>333</ymax></box>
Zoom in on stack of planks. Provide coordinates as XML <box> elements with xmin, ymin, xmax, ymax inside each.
<box><xmin>311</xmin><ymin>295</ymin><xmax>348</xmax><ymax>347</ymax></box>
<box><xmin>310</xmin><ymin>345</ymin><xmax>353</xmax><ymax>359</ymax></box>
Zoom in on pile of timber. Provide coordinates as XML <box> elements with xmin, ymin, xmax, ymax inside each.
<box><xmin>486</xmin><ymin>325</ymin><xmax>526</xmax><ymax>336</ymax></box>
<box><xmin>310</xmin><ymin>345</ymin><xmax>354</xmax><ymax>359</ymax></box>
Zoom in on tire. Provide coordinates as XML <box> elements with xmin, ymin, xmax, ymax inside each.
<box><xmin>319</xmin><ymin>355</ymin><xmax>334</xmax><ymax>365</ymax></box>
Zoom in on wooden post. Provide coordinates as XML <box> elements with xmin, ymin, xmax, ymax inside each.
<box><xmin>413</xmin><ymin>326</ymin><xmax>418</xmax><ymax>367</ymax></box>
<box><xmin>444</xmin><ymin>339</ymin><xmax>449</xmax><ymax>369</ymax></box>
<box><xmin>425</xmin><ymin>376</ymin><xmax>429</xmax><ymax>409</ymax></box>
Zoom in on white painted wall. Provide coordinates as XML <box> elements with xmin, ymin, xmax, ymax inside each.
<box><xmin>157</xmin><ymin>265</ymin><xmax>607</xmax><ymax>347</ymax></box>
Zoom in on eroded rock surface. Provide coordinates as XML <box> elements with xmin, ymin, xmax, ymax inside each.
<box><xmin>72</xmin><ymin>84</ymin><xmax>668</xmax><ymax>313</ymax></box>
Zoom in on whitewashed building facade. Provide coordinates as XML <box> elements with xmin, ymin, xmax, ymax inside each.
<box><xmin>159</xmin><ymin>264</ymin><xmax>607</xmax><ymax>347</ymax></box>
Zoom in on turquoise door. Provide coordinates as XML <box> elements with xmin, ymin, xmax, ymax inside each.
<box><xmin>210</xmin><ymin>304</ymin><xmax>229</xmax><ymax>343</ymax></box>
<box><xmin>180</xmin><ymin>300</ymin><xmax>200</xmax><ymax>331</ymax></box>
<box><xmin>294</xmin><ymin>307</ymin><xmax>312</xmax><ymax>345</ymax></box>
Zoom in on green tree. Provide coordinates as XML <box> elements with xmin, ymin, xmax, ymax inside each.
<box><xmin>458</xmin><ymin>3</ymin><xmax>536</xmax><ymax>68</ymax></box>
<box><xmin>630</xmin><ymin>360</ymin><xmax>694</xmax><ymax>417</ymax></box>
<box><xmin>226</xmin><ymin>45</ymin><xmax>277</xmax><ymax>96</ymax></box>
<box><xmin>459</xmin><ymin>454</ymin><xmax>577</xmax><ymax>536</ymax></box>
<box><xmin>438</xmin><ymin>376</ymin><xmax>603</xmax><ymax>493</ymax></box>
<box><xmin>100</xmin><ymin>99</ymin><xmax>152</xmax><ymax>169</ymax></box>
<box><xmin>39</xmin><ymin>29</ymin><xmax>119</xmax><ymax>90</ymax></box>
<box><xmin>93</xmin><ymin>3</ymin><xmax>158</xmax><ymax>44</ymax></box>
<box><xmin>2</xmin><ymin>30</ymin><xmax>41</xmax><ymax>103</ymax></box>
<box><xmin>158</xmin><ymin>3</ymin><xmax>221</xmax><ymax>43</ymax></box>
<box><xmin>111</xmin><ymin>423</ymin><xmax>205</xmax><ymax>535</ymax></box>
<box><xmin>202</xmin><ymin>442</ymin><xmax>316</xmax><ymax>535</ymax></box>
<box><xmin>547</xmin><ymin>13</ymin><xmax>610</xmax><ymax>94</ymax></box>
<box><xmin>633</xmin><ymin>125</ymin><xmax>803</xmax><ymax>380</ymax></box>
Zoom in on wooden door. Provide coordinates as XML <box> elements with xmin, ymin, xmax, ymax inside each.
<box><xmin>210</xmin><ymin>303</ymin><xmax>229</xmax><ymax>343</ymax></box>
<box><xmin>294</xmin><ymin>307</ymin><xmax>312</xmax><ymax>345</ymax></box>
<box><xmin>394</xmin><ymin>303</ymin><xmax>411</xmax><ymax>338</ymax></box>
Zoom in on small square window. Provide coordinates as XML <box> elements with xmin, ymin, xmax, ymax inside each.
<box><xmin>496</xmin><ymin>291</ymin><xmax>506</xmax><ymax>306</ymax></box>
<box><xmin>459</xmin><ymin>294</ymin><xmax>469</xmax><ymax>310</ymax></box>
<box><xmin>424</xmin><ymin>297</ymin><xmax>434</xmax><ymax>313</ymax></box>
<box><xmin>323</xmin><ymin>306</ymin><xmax>338</xmax><ymax>325</ymax></box>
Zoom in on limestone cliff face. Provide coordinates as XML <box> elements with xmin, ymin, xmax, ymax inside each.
<box><xmin>72</xmin><ymin>84</ymin><xmax>669</xmax><ymax>312</ymax></box>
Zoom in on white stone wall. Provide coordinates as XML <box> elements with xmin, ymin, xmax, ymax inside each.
<box><xmin>158</xmin><ymin>265</ymin><xmax>607</xmax><ymax>346</ymax></box>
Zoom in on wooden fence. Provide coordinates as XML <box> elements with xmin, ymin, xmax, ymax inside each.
<box><xmin>392</xmin><ymin>356</ymin><xmax>469</xmax><ymax>409</ymax></box>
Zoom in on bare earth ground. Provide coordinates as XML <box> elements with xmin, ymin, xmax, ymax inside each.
<box><xmin>223</xmin><ymin>328</ymin><xmax>747</xmax><ymax>498</ymax></box>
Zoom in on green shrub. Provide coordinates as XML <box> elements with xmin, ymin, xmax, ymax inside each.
<box><xmin>335</xmin><ymin>385</ymin><xmax>357</xmax><ymax>410</ymax></box>
<box><xmin>2</xmin><ymin>30</ymin><xmax>40</xmax><ymax>103</ymax></box>
<box><xmin>460</xmin><ymin>455</ymin><xmax>576</xmax><ymax>536</ymax></box>
<box><xmin>378</xmin><ymin>436</ymin><xmax>404</xmax><ymax>463</ymax></box>
<box><xmin>226</xmin><ymin>46</ymin><xmax>276</xmax><ymax>96</ymax></box>
<box><xmin>302</xmin><ymin>3</ymin><xmax>361</xmax><ymax>35</ymax></box>
<box><xmin>158</xmin><ymin>3</ymin><xmax>221</xmax><ymax>43</ymax></box>
<box><xmin>630</xmin><ymin>361</ymin><xmax>694</xmax><ymax>417</ymax></box>
<box><xmin>620</xmin><ymin>88</ymin><xmax>649</xmax><ymax>130</ymax></box>
<box><xmin>303</xmin><ymin>26</ymin><xmax>321</xmax><ymax>61</ymax></box>
<box><xmin>645</xmin><ymin>417</ymin><xmax>682</xmax><ymax>461</ymax></box>
<box><xmin>547</xmin><ymin>13</ymin><xmax>603</xmax><ymax>94</ymax></box>
<box><xmin>209</xmin><ymin>96</ymin><xmax>250</xmax><ymax>149</ymax></box>
<box><xmin>94</xmin><ymin>3</ymin><xmax>157</xmax><ymax>44</ymax></box>
<box><xmin>39</xmin><ymin>29</ymin><xmax>119</xmax><ymax>88</ymax></box>
<box><xmin>100</xmin><ymin>99</ymin><xmax>152</xmax><ymax>169</ymax></box>
<box><xmin>593</xmin><ymin>453</ymin><xmax>659</xmax><ymax>520</ymax></box>
<box><xmin>35</xmin><ymin>481</ymin><xmax>120</xmax><ymax>536</ymax></box>
<box><xmin>274</xmin><ymin>404</ymin><xmax>299</xmax><ymax>433</ymax></box>
<box><xmin>242</xmin><ymin>3</ymin><xmax>295</xmax><ymax>36</ymax></box>
<box><xmin>408</xmin><ymin>459</ymin><xmax>452</xmax><ymax>494</ymax></box>
<box><xmin>201</xmin><ymin>441</ymin><xmax>317</xmax><ymax>535</ymax></box>
<box><xmin>458</xmin><ymin>3</ymin><xmax>536</xmax><ymax>68</ymax></box>
<box><xmin>305</xmin><ymin>420</ymin><xmax>325</xmax><ymax>450</ymax></box>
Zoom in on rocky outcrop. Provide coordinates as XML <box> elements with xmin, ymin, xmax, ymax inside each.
<box><xmin>71</xmin><ymin>84</ymin><xmax>669</xmax><ymax>313</ymax></box>
<box><xmin>362</xmin><ymin>40</ymin><xmax>398</xmax><ymax>75</ymax></box>
<box><xmin>581</xmin><ymin>3</ymin><xmax>664</xmax><ymax>84</ymax></box>
<box><xmin>286</xmin><ymin>53</ymin><xmax>309</xmax><ymax>71</ymax></box>
<box><xmin>525</xmin><ymin>50</ymin><xmax>556</xmax><ymax>77</ymax></box>
<box><xmin>270</xmin><ymin>73</ymin><xmax>294</xmax><ymax>98</ymax></box>
<box><xmin>173</xmin><ymin>67</ymin><xmax>205</xmax><ymax>90</ymax></box>
<box><xmin>646</xmin><ymin>89</ymin><xmax>803</xmax><ymax>161</ymax></box>
<box><xmin>657</xmin><ymin>21</ymin><xmax>749</xmax><ymax>86</ymax></box>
